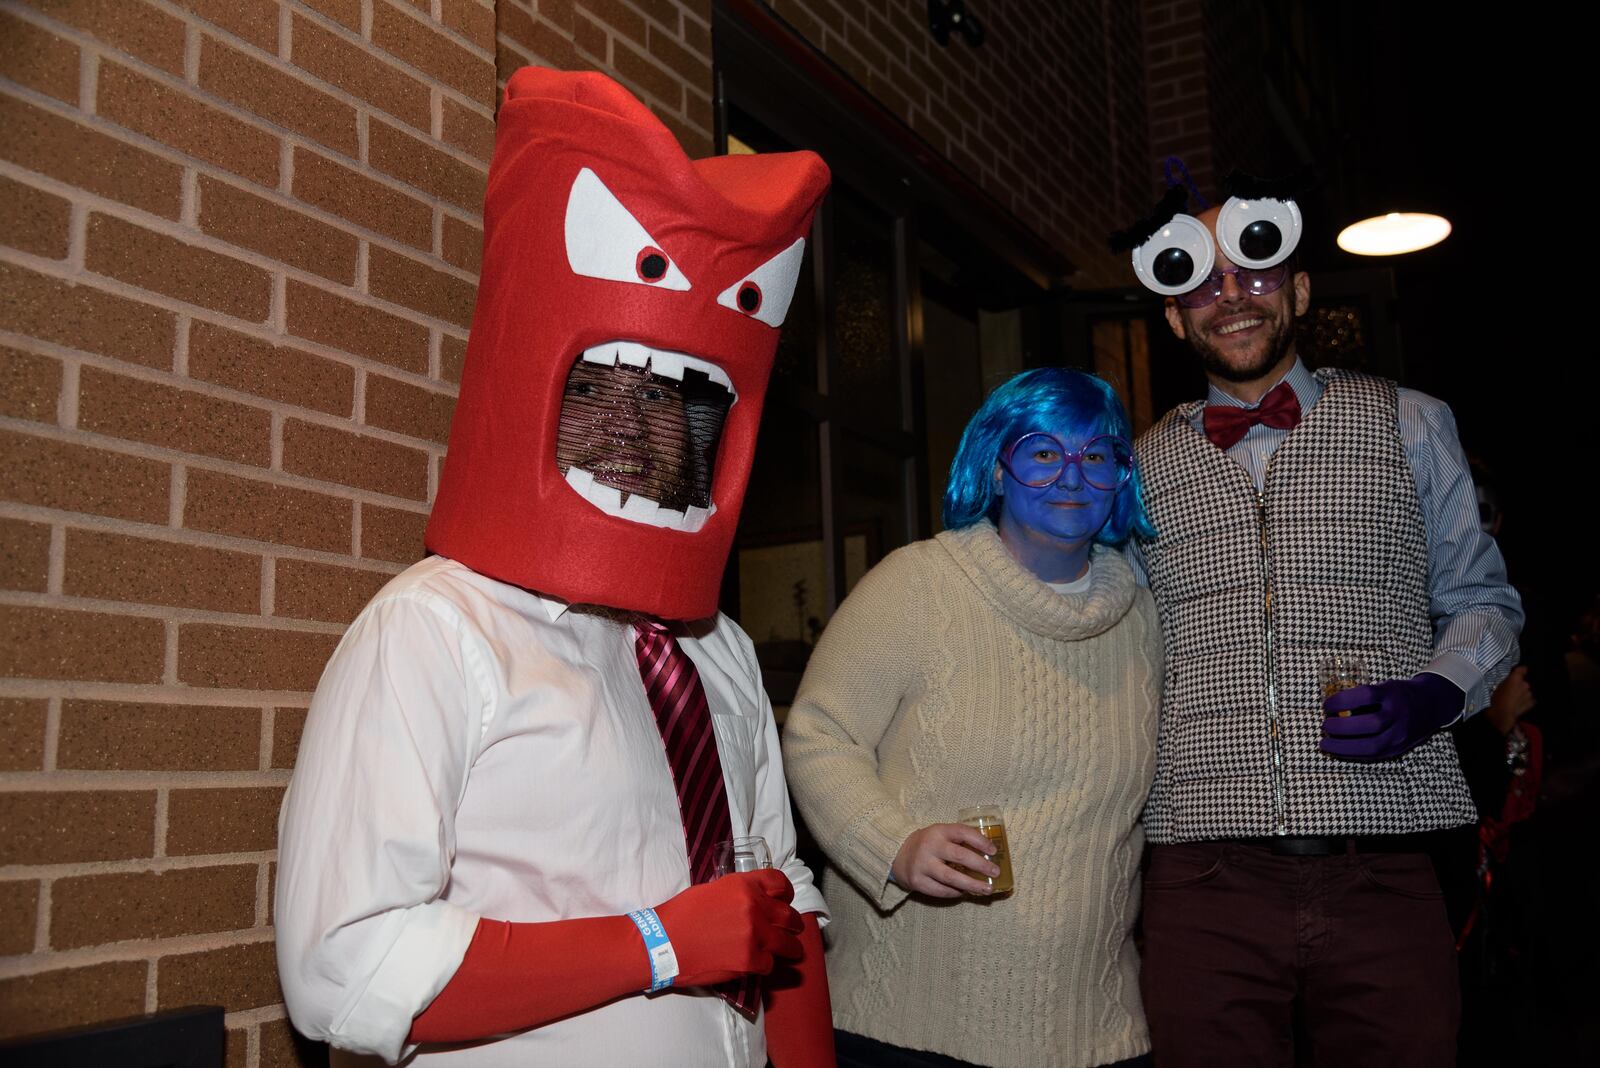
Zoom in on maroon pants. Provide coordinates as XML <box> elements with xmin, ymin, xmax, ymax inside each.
<box><xmin>1140</xmin><ymin>841</ymin><xmax>1459</xmax><ymax>1067</ymax></box>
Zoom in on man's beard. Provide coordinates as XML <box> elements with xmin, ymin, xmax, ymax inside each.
<box><xmin>1191</xmin><ymin>310</ymin><xmax>1296</xmax><ymax>384</ymax></box>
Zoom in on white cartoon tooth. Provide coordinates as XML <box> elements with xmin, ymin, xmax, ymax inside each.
<box><xmin>650</xmin><ymin>350</ymin><xmax>685</xmax><ymax>380</ymax></box>
<box><xmin>588</xmin><ymin>482</ymin><xmax>623</xmax><ymax>512</ymax></box>
<box><xmin>615</xmin><ymin>341</ymin><xmax>650</xmax><ymax>368</ymax></box>
<box><xmin>580</xmin><ymin>345</ymin><xmax>613</xmax><ymax>366</ymax></box>
<box><xmin>566</xmin><ymin>466</ymin><xmax>596</xmax><ymax>493</ymax></box>
<box><xmin>683</xmin><ymin>504</ymin><xmax>712</xmax><ymax>530</ymax></box>
<box><xmin>622</xmin><ymin>493</ymin><xmax>662</xmax><ymax>523</ymax></box>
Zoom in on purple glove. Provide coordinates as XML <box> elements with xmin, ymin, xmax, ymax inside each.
<box><xmin>1320</xmin><ymin>671</ymin><xmax>1465</xmax><ymax>761</ymax></box>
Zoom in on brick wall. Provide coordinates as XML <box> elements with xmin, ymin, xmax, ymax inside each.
<box><xmin>0</xmin><ymin>1</ymin><xmax>493</xmax><ymax>1063</ymax></box>
<box><xmin>765</xmin><ymin>0</ymin><xmax>1149</xmax><ymax>288</ymax></box>
<box><xmin>2</xmin><ymin>1</ymin><xmax>1168</xmax><ymax>1063</ymax></box>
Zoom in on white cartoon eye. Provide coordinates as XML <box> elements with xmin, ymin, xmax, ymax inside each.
<box><xmin>1216</xmin><ymin>197</ymin><xmax>1301</xmax><ymax>269</ymax></box>
<box><xmin>564</xmin><ymin>167</ymin><xmax>691</xmax><ymax>290</ymax></box>
<box><xmin>1131</xmin><ymin>214</ymin><xmax>1215</xmax><ymax>296</ymax></box>
<box><xmin>716</xmin><ymin>238</ymin><xmax>805</xmax><ymax>327</ymax></box>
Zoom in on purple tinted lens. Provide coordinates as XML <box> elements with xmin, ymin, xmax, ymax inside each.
<box><xmin>1176</xmin><ymin>263</ymin><xmax>1289</xmax><ymax>309</ymax></box>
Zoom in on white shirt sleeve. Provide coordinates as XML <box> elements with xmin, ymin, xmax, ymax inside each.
<box><xmin>274</xmin><ymin>591</ymin><xmax>488</xmax><ymax>1063</ymax></box>
<box><xmin>729</xmin><ymin>625</ymin><xmax>828</xmax><ymax>924</ymax></box>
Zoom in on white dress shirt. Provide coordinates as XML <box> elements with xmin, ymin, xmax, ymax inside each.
<box><xmin>274</xmin><ymin>556</ymin><xmax>826</xmax><ymax>1067</ymax></box>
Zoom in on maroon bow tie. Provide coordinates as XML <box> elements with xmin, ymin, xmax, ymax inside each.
<box><xmin>1202</xmin><ymin>379</ymin><xmax>1301</xmax><ymax>450</ymax></box>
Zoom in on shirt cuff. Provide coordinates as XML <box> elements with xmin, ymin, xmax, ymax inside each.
<box><xmin>1421</xmin><ymin>653</ymin><xmax>1483</xmax><ymax>719</ymax></box>
<box><xmin>333</xmin><ymin>899</ymin><xmax>480</xmax><ymax>1064</ymax></box>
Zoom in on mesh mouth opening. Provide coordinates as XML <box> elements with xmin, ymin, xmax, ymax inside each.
<box><xmin>555</xmin><ymin>356</ymin><xmax>733</xmax><ymax>514</ymax></box>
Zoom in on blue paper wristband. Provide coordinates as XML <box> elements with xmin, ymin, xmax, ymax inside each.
<box><xmin>627</xmin><ymin>907</ymin><xmax>679</xmax><ymax>992</ymax></box>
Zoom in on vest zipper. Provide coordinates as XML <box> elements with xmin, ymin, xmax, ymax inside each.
<box><xmin>1256</xmin><ymin>486</ymin><xmax>1289</xmax><ymax>835</ymax></box>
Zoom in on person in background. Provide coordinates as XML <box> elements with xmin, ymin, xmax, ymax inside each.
<box><xmin>784</xmin><ymin>367</ymin><xmax>1161</xmax><ymax>1068</ymax></box>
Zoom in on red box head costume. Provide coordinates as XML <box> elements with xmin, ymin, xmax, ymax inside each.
<box><xmin>426</xmin><ymin>68</ymin><xmax>830</xmax><ymax>620</ymax></box>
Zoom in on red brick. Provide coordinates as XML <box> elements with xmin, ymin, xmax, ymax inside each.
<box><xmin>166</xmin><ymin>787</ymin><xmax>286</xmax><ymax>854</ymax></box>
<box><xmin>282</xmin><ymin>419</ymin><xmax>430</xmax><ymax>500</ymax></box>
<box><xmin>369</xmin><ymin>119</ymin><xmax>487</xmax><ymax>213</ymax></box>
<box><xmin>372</xmin><ymin>1</ymin><xmax>495</xmax><ymax>102</ymax></box>
<box><xmin>441</xmin><ymin>333</ymin><xmax>468</xmax><ymax>384</ymax></box>
<box><xmin>0</xmin><ymin>791</ymin><xmax>156</xmax><ymax>865</ymax></box>
<box><xmin>0</xmin><ymin>879</ymin><xmax>38</xmax><ymax>954</ymax></box>
<box><xmin>572</xmin><ymin>11</ymin><xmax>607</xmax><ymax>61</ymax></box>
<box><xmin>178</xmin><ymin>624</ymin><xmax>338</xmax><ymax>691</ymax></box>
<box><xmin>683</xmin><ymin>10</ymin><xmax>709</xmax><ymax>56</ymax></box>
<box><xmin>442</xmin><ymin>96</ymin><xmax>496</xmax><ymax>163</ymax></box>
<box><xmin>0</xmin><ymin>962</ymin><xmax>147</xmax><ymax>1040</ymax></box>
<box><xmin>289</xmin><ymin>14</ymin><xmax>432</xmax><ymax>133</ymax></box>
<box><xmin>157</xmin><ymin>938</ymin><xmax>280</xmax><ymax>1012</ymax></box>
<box><xmin>175</xmin><ymin>0</ymin><xmax>280</xmax><ymax>52</ymax></box>
<box><xmin>441</xmin><ymin>215</ymin><xmax>483</xmax><ymax>275</ymax></box>
<box><xmin>188</xmin><ymin>320</ymin><xmax>354</xmax><ymax>417</ymax></box>
<box><xmin>184</xmin><ymin>469</ymin><xmax>353</xmax><ymax>554</ymax></box>
<box><xmin>271</xmin><ymin>706</ymin><xmax>308</xmax><ymax>768</ymax></box>
<box><xmin>292</xmin><ymin>147</ymin><xmax>432</xmax><ymax>250</ymax></box>
<box><xmin>613</xmin><ymin>37</ymin><xmax>681</xmax><ymax>108</ymax></box>
<box><xmin>85</xmin><ymin>212</ymin><xmax>272</xmax><ymax>322</ymax></box>
<box><xmin>199</xmin><ymin>36</ymin><xmax>359</xmax><ymax>158</ymax></box>
<box><xmin>361</xmin><ymin>502</ymin><xmax>429</xmax><ymax>563</ymax></box>
<box><xmin>366</xmin><ymin>373</ymin><xmax>456</xmax><ymax>445</ymax></box>
<box><xmin>368</xmin><ymin>247</ymin><xmax>476</xmax><ymax>328</ymax></box>
<box><xmin>259</xmin><ymin>1016</ymin><xmax>331</xmax><ymax>1068</ymax></box>
<box><xmin>0</xmin><ymin>517</ymin><xmax>50</xmax><ymax>595</ymax></box>
<box><xmin>29</xmin><ymin>0</ymin><xmax>185</xmax><ymax>75</ymax></box>
<box><xmin>286</xmin><ymin>279</ymin><xmax>430</xmax><ymax>373</ymax></box>
<box><xmin>199</xmin><ymin>175</ymin><xmax>358</xmax><ymax>285</ymax></box>
<box><xmin>51</xmin><ymin>865</ymin><xmax>258</xmax><ymax>948</ymax></box>
<box><xmin>1</xmin><ymin>605</ymin><xmax>166</xmax><ymax>684</ymax></box>
<box><xmin>97</xmin><ymin>61</ymin><xmax>280</xmax><ymax>189</ymax></box>
<box><xmin>63</xmin><ymin>528</ymin><xmax>261</xmax><ymax>612</ymax></box>
<box><xmin>0</xmin><ymin>428</ymin><xmax>169</xmax><ymax>522</ymax></box>
<box><xmin>300</xmin><ymin>0</ymin><xmax>362</xmax><ymax>31</ymax></box>
<box><xmin>0</xmin><ymin>174</ymin><xmax>69</xmax><ymax>260</ymax></box>
<box><xmin>0</xmin><ymin>93</ymin><xmax>183</xmax><ymax>220</ymax></box>
<box><xmin>0</xmin><ymin>698</ymin><xmax>48</xmax><ymax>772</ymax></box>
<box><xmin>646</xmin><ymin>23</ymin><xmax>707</xmax><ymax>84</ymax></box>
<box><xmin>0</xmin><ymin>263</ymin><xmax>176</xmax><ymax>369</ymax></box>
<box><xmin>577</xmin><ymin>0</ymin><xmax>645</xmax><ymax>44</ymax></box>
<box><xmin>1</xmin><ymin>345</ymin><xmax>60</xmax><ymax>424</ymax></box>
<box><xmin>275</xmin><ymin>558</ymin><xmax>392</xmax><ymax>624</ymax></box>
<box><xmin>0</xmin><ymin>10</ymin><xmax>80</xmax><ymax>105</ymax></box>
<box><xmin>58</xmin><ymin>699</ymin><xmax>260</xmax><ymax>771</ymax></box>
<box><xmin>77</xmin><ymin>365</ymin><xmax>272</xmax><ymax>466</ymax></box>
<box><xmin>226</xmin><ymin>1027</ymin><xmax>247</xmax><ymax>1068</ymax></box>
<box><xmin>500</xmin><ymin>4</ymin><xmax>581</xmax><ymax>71</ymax></box>
<box><xmin>442</xmin><ymin>0</ymin><xmax>497</xmax><ymax>47</ymax></box>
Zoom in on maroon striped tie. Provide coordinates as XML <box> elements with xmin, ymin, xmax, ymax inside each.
<box><xmin>633</xmin><ymin>619</ymin><xmax>759</xmax><ymax>1017</ymax></box>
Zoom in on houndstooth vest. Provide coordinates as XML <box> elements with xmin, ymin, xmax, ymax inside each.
<box><xmin>1135</xmin><ymin>369</ymin><xmax>1476</xmax><ymax>842</ymax></box>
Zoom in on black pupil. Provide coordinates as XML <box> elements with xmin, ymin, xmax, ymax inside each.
<box><xmin>639</xmin><ymin>253</ymin><xmax>667</xmax><ymax>280</ymax></box>
<box><xmin>1152</xmin><ymin>247</ymin><xmax>1194</xmax><ymax>287</ymax></box>
<box><xmin>1239</xmin><ymin>220</ymin><xmax>1282</xmax><ymax>260</ymax></box>
<box><xmin>737</xmin><ymin>284</ymin><xmax>760</xmax><ymax>312</ymax></box>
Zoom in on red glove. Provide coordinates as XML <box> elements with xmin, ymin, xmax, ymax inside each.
<box><xmin>762</xmin><ymin>912</ymin><xmax>835</xmax><ymax>1068</ymax></box>
<box><xmin>409</xmin><ymin>870</ymin><xmax>802</xmax><ymax>1044</ymax></box>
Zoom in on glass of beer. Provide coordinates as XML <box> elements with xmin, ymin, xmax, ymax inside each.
<box><xmin>955</xmin><ymin>806</ymin><xmax>1014</xmax><ymax>895</ymax></box>
<box><xmin>1318</xmin><ymin>654</ymin><xmax>1368</xmax><ymax>716</ymax></box>
<box><xmin>713</xmin><ymin>835</ymin><xmax>772</xmax><ymax>876</ymax></box>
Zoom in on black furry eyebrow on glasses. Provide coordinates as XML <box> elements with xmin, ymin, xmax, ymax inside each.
<box><xmin>1220</xmin><ymin>165</ymin><xmax>1318</xmax><ymax>202</ymax></box>
<box><xmin>1108</xmin><ymin>185</ymin><xmax>1191</xmax><ymax>254</ymax></box>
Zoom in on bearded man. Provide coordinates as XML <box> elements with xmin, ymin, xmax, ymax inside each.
<box><xmin>1118</xmin><ymin>176</ymin><xmax>1522</xmax><ymax>1065</ymax></box>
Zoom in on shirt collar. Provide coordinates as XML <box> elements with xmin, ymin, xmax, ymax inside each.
<box><xmin>1206</xmin><ymin>356</ymin><xmax>1322</xmax><ymax>412</ymax></box>
<box><xmin>536</xmin><ymin>593</ymin><xmax>572</xmax><ymax>622</ymax></box>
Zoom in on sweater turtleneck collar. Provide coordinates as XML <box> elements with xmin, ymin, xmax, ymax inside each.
<box><xmin>934</xmin><ymin>520</ymin><xmax>1137</xmax><ymax>641</ymax></box>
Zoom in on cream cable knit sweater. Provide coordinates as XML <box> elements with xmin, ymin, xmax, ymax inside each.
<box><xmin>783</xmin><ymin>521</ymin><xmax>1161</xmax><ymax>1068</ymax></box>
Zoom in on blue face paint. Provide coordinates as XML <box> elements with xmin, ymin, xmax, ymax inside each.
<box><xmin>995</xmin><ymin>431</ymin><xmax>1118</xmax><ymax>583</ymax></box>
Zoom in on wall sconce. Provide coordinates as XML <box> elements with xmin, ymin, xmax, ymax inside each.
<box><xmin>929</xmin><ymin>0</ymin><xmax>984</xmax><ymax>48</ymax></box>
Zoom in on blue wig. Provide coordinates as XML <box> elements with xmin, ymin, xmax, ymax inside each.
<box><xmin>941</xmin><ymin>367</ymin><xmax>1156</xmax><ymax>544</ymax></box>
